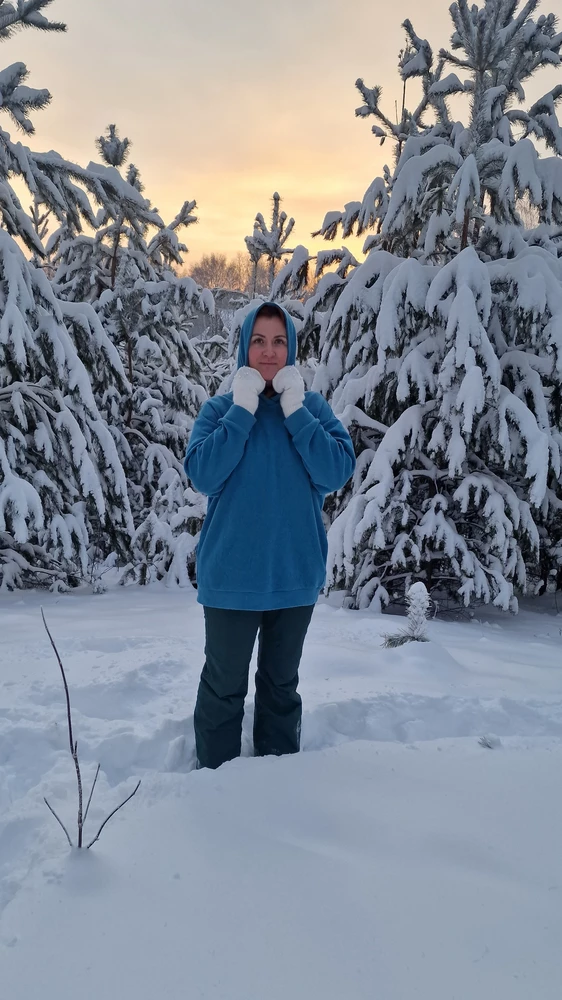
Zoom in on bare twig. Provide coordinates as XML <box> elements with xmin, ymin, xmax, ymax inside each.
<box><xmin>41</xmin><ymin>610</ymin><xmax>141</xmax><ymax>849</ymax></box>
<box><xmin>83</xmin><ymin>764</ymin><xmax>101</xmax><ymax>825</ymax></box>
<box><xmin>41</xmin><ymin>608</ymin><xmax>84</xmax><ymax>846</ymax></box>
<box><xmin>40</xmin><ymin>609</ymin><xmax>75</xmax><ymax>754</ymax></box>
<box><xmin>86</xmin><ymin>781</ymin><xmax>142</xmax><ymax>849</ymax></box>
<box><xmin>44</xmin><ymin>797</ymin><xmax>73</xmax><ymax>848</ymax></box>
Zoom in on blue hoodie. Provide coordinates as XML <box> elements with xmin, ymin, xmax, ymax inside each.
<box><xmin>184</xmin><ymin>304</ymin><xmax>356</xmax><ymax>610</ymax></box>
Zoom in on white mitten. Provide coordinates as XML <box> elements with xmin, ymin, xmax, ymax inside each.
<box><xmin>272</xmin><ymin>366</ymin><xmax>305</xmax><ymax>418</ymax></box>
<box><xmin>232</xmin><ymin>366</ymin><xmax>266</xmax><ymax>415</ymax></box>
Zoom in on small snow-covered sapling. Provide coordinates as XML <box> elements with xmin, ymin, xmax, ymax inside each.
<box><xmin>383</xmin><ymin>582</ymin><xmax>431</xmax><ymax>648</ymax></box>
<box><xmin>405</xmin><ymin>582</ymin><xmax>431</xmax><ymax>640</ymax></box>
<box><xmin>41</xmin><ymin>609</ymin><xmax>141</xmax><ymax>849</ymax></box>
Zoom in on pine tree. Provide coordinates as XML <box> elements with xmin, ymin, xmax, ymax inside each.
<box><xmin>245</xmin><ymin>193</ymin><xmax>296</xmax><ymax>295</ymax></box>
<box><xmin>301</xmin><ymin>0</ymin><xmax>562</xmax><ymax>611</ymax></box>
<box><xmin>0</xmin><ymin>1</ymin><xmax>135</xmax><ymax>590</ymax></box>
<box><xmin>53</xmin><ymin>127</ymin><xmax>212</xmax><ymax>585</ymax></box>
<box><xmin>383</xmin><ymin>581</ymin><xmax>431</xmax><ymax>646</ymax></box>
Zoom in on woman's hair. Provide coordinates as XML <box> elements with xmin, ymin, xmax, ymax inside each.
<box><xmin>254</xmin><ymin>303</ymin><xmax>286</xmax><ymax>328</ymax></box>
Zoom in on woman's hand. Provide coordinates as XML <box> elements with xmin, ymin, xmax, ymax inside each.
<box><xmin>232</xmin><ymin>366</ymin><xmax>266</xmax><ymax>415</ymax></box>
<box><xmin>272</xmin><ymin>366</ymin><xmax>305</xmax><ymax>418</ymax></box>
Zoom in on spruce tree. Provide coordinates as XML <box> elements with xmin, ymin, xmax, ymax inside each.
<box><xmin>288</xmin><ymin>0</ymin><xmax>562</xmax><ymax>611</ymax></box>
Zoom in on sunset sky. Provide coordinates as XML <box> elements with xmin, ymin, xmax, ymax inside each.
<box><xmin>12</xmin><ymin>0</ymin><xmax>560</xmax><ymax>265</ymax></box>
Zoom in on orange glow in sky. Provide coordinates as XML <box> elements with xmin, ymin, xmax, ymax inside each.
<box><xmin>11</xmin><ymin>0</ymin><xmax>561</xmax><ymax>265</ymax></box>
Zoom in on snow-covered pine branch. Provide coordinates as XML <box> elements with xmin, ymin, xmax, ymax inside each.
<box><xmin>0</xmin><ymin>0</ymin><xmax>66</xmax><ymax>40</ymax></box>
<box><xmin>0</xmin><ymin>23</ymin><xmax>163</xmax><ymax>257</ymax></box>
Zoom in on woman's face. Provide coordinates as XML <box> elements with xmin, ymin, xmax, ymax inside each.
<box><xmin>247</xmin><ymin>315</ymin><xmax>288</xmax><ymax>384</ymax></box>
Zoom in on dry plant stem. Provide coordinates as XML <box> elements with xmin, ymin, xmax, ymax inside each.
<box><xmin>41</xmin><ymin>609</ymin><xmax>141</xmax><ymax>849</ymax></box>
<box><xmin>83</xmin><ymin>763</ymin><xmax>101</xmax><ymax>825</ymax></box>
<box><xmin>41</xmin><ymin>608</ymin><xmax>84</xmax><ymax>847</ymax></box>
<box><xmin>86</xmin><ymin>780</ymin><xmax>141</xmax><ymax>849</ymax></box>
<box><xmin>44</xmin><ymin>797</ymin><xmax>73</xmax><ymax>848</ymax></box>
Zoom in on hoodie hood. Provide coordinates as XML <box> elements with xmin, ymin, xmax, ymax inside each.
<box><xmin>236</xmin><ymin>303</ymin><xmax>297</xmax><ymax>369</ymax></box>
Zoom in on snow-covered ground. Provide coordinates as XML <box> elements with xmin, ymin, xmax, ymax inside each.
<box><xmin>1</xmin><ymin>586</ymin><xmax>561</xmax><ymax>999</ymax></box>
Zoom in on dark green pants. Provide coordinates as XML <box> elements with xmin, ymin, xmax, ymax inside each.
<box><xmin>194</xmin><ymin>605</ymin><xmax>315</xmax><ymax>770</ymax></box>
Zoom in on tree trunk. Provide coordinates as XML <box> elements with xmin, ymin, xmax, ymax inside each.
<box><xmin>460</xmin><ymin>208</ymin><xmax>470</xmax><ymax>250</ymax></box>
<box><xmin>110</xmin><ymin>225</ymin><xmax>122</xmax><ymax>290</ymax></box>
<box><xmin>126</xmin><ymin>334</ymin><xmax>134</xmax><ymax>427</ymax></box>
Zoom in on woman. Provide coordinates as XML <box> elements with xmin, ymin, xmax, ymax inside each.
<box><xmin>184</xmin><ymin>302</ymin><xmax>355</xmax><ymax>769</ymax></box>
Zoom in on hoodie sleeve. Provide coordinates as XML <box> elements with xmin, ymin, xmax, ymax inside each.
<box><xmin>284</xmin><ymin>394</ymin><xmax>356</xmax><ymax>495</ymax></box>
<box><xmin>184</xmin><ymin>398</ymin><xmax>256</xmax><ymax>496</ymax></box>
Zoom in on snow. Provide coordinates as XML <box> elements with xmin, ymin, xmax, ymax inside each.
<box><xmin>0</xmin><ymin>441</ymin><xmax>44</xmax><ymax>541</ymax></box>
<box><xmin>271</xmin><ymin>243</ymin><xmax>311</xmax><ymax>300</ymax></box>
<box><xmin>356</xmin><ymin>176</ymin><xmax>388</xmax><ymax>234</ymax></box>
<box><xmin>448</xmin><ymin>153</ymin><xmax>481</xmax><ymax>223</ymax></box>
<box><xmin>86</xmin><ymin>161</ymin><xmax>159</xmax><ymax>216</ymax></box>
<box><xmin>499</xmin><ymin>138</ymin><xmax>543</xmax><ymax>209</ymax></box>
<box><xmin>1</xmin><ymin>3</ymin><xmax>562</xmax><ymax>991</ymax></box>
<box><xmin>1</xmin><ymin>586</ymin><xmax>561</xmax><ymax>1000</ymax></box>
<box><xmin>429</xmin><ymin>72</ymin><xmax>466</xmax><ymax>95</ymax></box>
<box><xmin>382</xmin><ymin>145</ymin><xmax>463</xmax><ymax>236</ymax></box>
